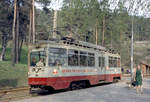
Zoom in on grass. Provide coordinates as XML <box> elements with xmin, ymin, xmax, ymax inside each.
<box><xmin>0</xmin><ymin>47</ymin><xmax>28</xmax><ymax>89</ymax></box>
<box><xmin>0</xmin><ymin>61</ymin><xmax>28</xmax><ymax>89</ymax></box>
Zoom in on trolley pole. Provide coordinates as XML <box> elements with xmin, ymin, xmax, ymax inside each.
<box><xmin>131</xmin><ymin>16</ymin><xmax>134</xmax><ymax>82</ymax></box>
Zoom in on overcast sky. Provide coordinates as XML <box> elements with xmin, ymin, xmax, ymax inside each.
<box><xmin>35</xmin><ymin>0</ymin><xmax>63</xmax><ymax>10</ymax></box>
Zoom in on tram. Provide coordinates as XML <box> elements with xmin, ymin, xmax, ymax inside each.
<box><xmin>28</xmin><ymin>38</ymin><xmax>121</xmax><ymax>92</ymax></box>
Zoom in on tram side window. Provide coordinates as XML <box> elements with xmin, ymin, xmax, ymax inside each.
<box><xmin>68</xmin><ymin>50</ymin><xmax>79</xmax><ymax>66</ymax></box>
<box><xmin>117</xmin><ymin>58</ymin><xmax>121</xmax><ymax>67</ymax></box>
<box><xmin>99</xmin><ymin>57</ymin><xmax>105</xmax><ymax>67</ymax></box>
<box><xmin>109</xmin><ymin>56</ymin><xmax>118</xmax><ymax>67</ymax></box>
<box><xmin>114</xmin><ymin>57</ymin><xmax>117</xmax><ymax>67</ymax></box>
<box><xmin>80</xmin><ymin>51</ymin><xmax>88</xmax><ymax>66</ymax></box>
<box><xmin>88</xmin><ymin>53</ymin><xmax>95</xmax><ymax>67</ymax></box>
<box><xmin>30</xmin><ymin>51</ymin><xmax>46</xmax><ymax>67</ymax></box>
<box><xmin>109</xmin><ymin>56</ymin><xmax>113</xmax><ymax>67</ymax></box>
<box><xmin>48</xmin><ymin>48</ymin><xmax>67</xmax><ymax>66</ymax></box>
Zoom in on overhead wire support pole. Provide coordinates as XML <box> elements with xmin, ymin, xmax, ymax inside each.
<box><xmin>131</xmin><ymin>15</ymin><xmax>134</xmax><ymax>82</ymax></box>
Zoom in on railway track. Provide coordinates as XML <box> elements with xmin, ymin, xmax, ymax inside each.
<box><xmin>0</xmin><ymin>86</ymin><xmax>32</xmax><ymax>102</ymax></box>
<box><xmin>0</xmin><ymin>79</ymin><xmax>124</xmax><ymax>102</ymax></box>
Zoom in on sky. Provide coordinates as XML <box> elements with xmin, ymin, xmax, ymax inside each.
<box><xmin>35</xmin><ymin>0</ymin><xmax>63</xmax><ymax>10</ymax></box>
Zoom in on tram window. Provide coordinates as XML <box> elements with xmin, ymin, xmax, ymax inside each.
<box><xmin>114</xmin><ymin>57</ymin><xmax>117</xmax><ymax>67</ymax></box>
<box><xmin>99</xmin><ymin>57</ymin><xmax>105</xmax><ymax>67</ymax></box>
<box><xmin>109</xmin><ymin>57</ymin><xmax>118</xmax><ymax>67</ymax></box>
<box><xmin>48</xmin><ymin>48</ymin><xmax>67</xmax><ymax>66</ymax></box>
<box><xmin>80</xmin><ymin>51</ymin><xmax>87</xmax><ymax>66</ymax></box>
<box><xmin>109</xmin><ymin>56</ymin><xmax>113</xmax><ymax>67</ymax></box>
<box><xmin>88</xmin><ymin>53</ymin><xmax>95</xmax><ymax>67</ymax></box>
<box><xmin>30</xmin><ymin>51</ymin><xmax>46</xmax><ymax>67</ymax></box>
<box><xmin>117</xmin><ymin>58</ymin><xmax>121</xmax><ymax>67</ymax></box>
<box><xmin>68</xmin><ymin>50</ymin><xmax>79</xmax><ymax>66</ymax></box>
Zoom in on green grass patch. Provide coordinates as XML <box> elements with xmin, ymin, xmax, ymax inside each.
<box><xmin>0</xmin><ymin>61</ymin><xmax>28</xmax><ymax>89</ymax></box>
<box><xmin>0</xmin><ymin>46</ymin><xmax>28</xmax><ymax>89</ymax></box>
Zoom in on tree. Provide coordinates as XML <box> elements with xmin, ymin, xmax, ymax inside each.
<box><xmin>0</xmin><ymin>0</ymin><xmax>13</xmax><ymax>61</ymax></box>
<box><xmin>10</xmin><ymin>0</ymin><xmax>51</xmax><ymax>64</ymax></box>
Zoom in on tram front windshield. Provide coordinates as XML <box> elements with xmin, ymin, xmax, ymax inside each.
<box><xmin>48</xmin><ymin>48</ymin><xmax>67</xmax><ymax>66</ymax></box>
<box><xmin>30</xmin><ymin>51</ymin><xmax>46</xmax><ymax>67</ymax></box>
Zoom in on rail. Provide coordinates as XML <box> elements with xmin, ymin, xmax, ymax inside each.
<box><xmin>0</xmin><ymin>86</ymin><xmax>30</xmax><ymax>102</ymax></box>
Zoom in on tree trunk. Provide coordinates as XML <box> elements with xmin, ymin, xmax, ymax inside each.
<box><xmin>0</xmin><ymin>35</ymin><xmax>8</xmax><ymax>61</ymax></box>
<box><xmin>32</xmin><ymin>0</ymin><xmax>35</xmax><ymax>43</ymax></box>
<box><xmin>29</xmin><ymin>8</ymin><xmax>32</xmax><ymax>43</ymax></box>
<box><xmin>102</xmin><ymin>17</ymin><xmax>105</xmax><ymax>46</ymax></box>
<box><xmin>111</xmin><ymin>30</ymin><xmax>112</xmax><ymax>48</ymax></box>
<box><xmin>18</xmin><ymin>37</ymin><xmax>23</xmax><ymax>62</ymax></box>
<box><xmin>16</xmin><ymin>2</ymin><xmax>19</xmax><ymax>64</ymax></box>
<box><xmin>53</xmin><ymin>10</ymin><xmax>57</xmax><ymax>39</ymax></box>
<box><xmin>95</xmin><ymin>20</ymin><xmax>98</xmax><ymax>45</ymax></box>
<box><xmin>120</xmin><ymin>30</ymin><xmax>122</xmax><ymax>54</ymax></box>
<box><xmin>11</xmin><ymin>0</ymin><xmax>17</xmax><ymax>65</ymax></box>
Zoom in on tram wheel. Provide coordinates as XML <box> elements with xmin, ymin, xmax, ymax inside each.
<box><xmin>70</xmin><ymin>83</ymin><xmax>77</xmax><ymax>90</ymax></box>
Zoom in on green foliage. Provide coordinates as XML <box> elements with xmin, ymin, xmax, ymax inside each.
<box><xmin>0</xmin><ymin>46</ymin><xmax>28</xmax><ymax>64</ymax></box>
<box><xmin>57</xmin><ymin>0</ymin><xmax>150</xmax><ymax>66</ymax></box>
<box><xmin>36</xmin><ymin>9</ymin><xmax>54</xmax><ymax>40</ymax></box>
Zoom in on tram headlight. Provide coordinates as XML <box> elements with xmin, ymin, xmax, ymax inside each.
<box><xmin>115</xmin><ymin>69</ymin><xmax>117</xmax><ymax>72</ymax></box>
<box><xmin>53</xmin><ymin>69</ymin><xmax>58</xmax><ymax>74</ymax></box>
<box><xmin>28</xmin><ymin>72</ymin><xmax>30</xmax><ymax>76</ymax></box>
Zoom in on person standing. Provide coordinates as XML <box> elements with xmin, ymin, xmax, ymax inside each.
<box><xmin>135</xmin><ymin>65</ymin><xmax>143</xmax><ymax>94</ymax></box>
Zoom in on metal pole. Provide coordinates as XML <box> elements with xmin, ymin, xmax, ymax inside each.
<box><xmin>131</xmin><ymin>16</ymin><xmax>134</xmax><ymax>82</ymax></box>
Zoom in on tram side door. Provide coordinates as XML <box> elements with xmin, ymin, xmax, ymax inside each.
<box><xmin>99</xmin><ymin>55</ymin><xmax>106</xmax><ymax>81</ymax></box>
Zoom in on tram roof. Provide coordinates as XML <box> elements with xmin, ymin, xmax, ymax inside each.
<box><xmin>29</xmin><ymin>39</ymin><xmax>119</xmax><ymax>55</ymax></box>
<box><xmin>34</xmin><ymin>40</ymin><xmax>105</xmax><ymax>50</ymax></box>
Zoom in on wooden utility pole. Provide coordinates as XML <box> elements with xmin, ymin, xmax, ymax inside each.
<box><xmin>53</xmin><ymin>10</ymin><xmax>57</xmax><ymax>39</ymax></box>
<box><xmin>11</xmin><ymin>0</ymin><xmax>17</xmax><ymax>65</ymax></box>
<box><xmin>32</xmin><ymin>0</ymin><xmax>35</xmax><ymax>43</ymax></box>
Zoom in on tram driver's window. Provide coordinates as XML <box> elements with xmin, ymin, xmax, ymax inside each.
<box><xmin>30</xmin><ymin>51</ymin><xmax>46</xmax><ymax>67</ymax></box>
